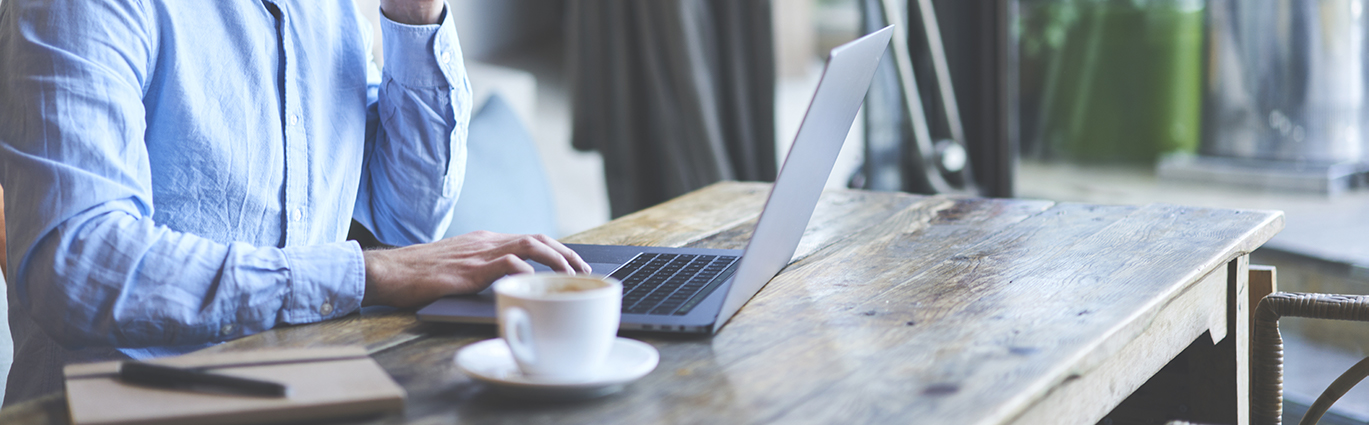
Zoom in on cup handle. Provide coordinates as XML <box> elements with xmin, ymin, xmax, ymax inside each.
<box><xmin>502</xmin><ymin>307</ymin><xmax>536</xmax><ymax>366</ymax></box>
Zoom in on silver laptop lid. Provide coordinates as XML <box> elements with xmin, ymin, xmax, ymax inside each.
<box><xmin>712</xmin><ymin>26</ymin><xmax>893</xmax><ymax>333</ymax></box>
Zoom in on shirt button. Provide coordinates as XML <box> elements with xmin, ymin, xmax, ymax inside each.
<box><xmin>290</xmin><ymin>208</ymin><xmax>303</xmax><ymax>222</ymax></box>
<box><xmin>440</xmin><ymin>51</ymin><xmax>451</xmax><ymax>64</ymax></box>
<box><xmin>288</xmin><ymin>114</ymin><xmax>300</xmax><ymax>126</ymax></box>
<box><xmin>220</xmin><ymin>324</ymin><xmax>234</xmax><ymax>336</ymax></box>
<box><xmin>319</xmin><ymin>302</ymin><xmax>334</xmax><ymax>316</ymax></box>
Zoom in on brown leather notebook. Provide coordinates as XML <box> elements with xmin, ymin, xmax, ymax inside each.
<box><xmin>64</xmin><ymin>346</ymin><xmax>405</xmax><ymax>425</ymax></box>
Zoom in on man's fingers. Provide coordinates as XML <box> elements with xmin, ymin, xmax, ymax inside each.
<box><xmin>494</xmin><ymin>254</ymin><xmax>536</xmax><ymax>277</ymax></box>
<box><xmin>510</xmin><ymin>235</ymin><xmax>577</xmax><ymax>274</ymax></box>
<box><xmin>452</xmin><ymin>254</ymin><xmax>534</xmax><ymax>295</ymax></box>
<box><xmin>532</xmin><ymin>234</ymin><xmax>592</xmax><ymax>274</ymax></box>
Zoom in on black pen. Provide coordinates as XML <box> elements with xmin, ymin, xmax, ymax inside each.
<box><xmin>119</xmin><ymin>361</ymin><xmax>290</xmax><ymax>398</ymax></box>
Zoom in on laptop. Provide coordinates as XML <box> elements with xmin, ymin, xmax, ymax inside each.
<box><xmin>417</xmin><ymin>26</ymin><xmax>894</xmax><ymax>334</ymax></box>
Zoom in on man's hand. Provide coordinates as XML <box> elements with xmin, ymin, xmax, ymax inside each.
<box><xmin>361</xmin><ymin>231</ymin><xmax>593</xmax><ymax>308</ymax></box>
<box><xmin>379</xmin><ymin>0</ymin><xmax>445</xmax><ymax>26</ymax></box>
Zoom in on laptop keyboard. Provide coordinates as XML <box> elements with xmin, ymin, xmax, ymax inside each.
<box><xmin>607</xmin><ymin>253</ymin><xmax>739</xmax><ymax>316</ymax></box>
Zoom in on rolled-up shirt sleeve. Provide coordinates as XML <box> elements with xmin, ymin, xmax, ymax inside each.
<box><xmin>353</xmin><ymin>7</ymin><xmax>473</xmax><ymax>246</ymax></box>
<box><xmin>21</xmin><ymin>205</ymin><xmax>364</xmax><ymax>347</ymax></box>
<box><xmin>0</xmin><ymin>0</ymin><xmax>364</xmax><ymax>350</ymax></box>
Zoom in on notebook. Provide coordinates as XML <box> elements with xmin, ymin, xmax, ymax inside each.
<box><xmin>64</xmin><ymin>346</ymin><xmax>404</xmax><ymax>425</ymax></box>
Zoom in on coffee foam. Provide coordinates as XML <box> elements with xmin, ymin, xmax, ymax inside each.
<box><xmin>501</xmin><ymin>275</ymin><xmax>615</xmax><ymax>298</ymax></box>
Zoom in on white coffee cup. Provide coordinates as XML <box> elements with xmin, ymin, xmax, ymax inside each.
<box><xmin>494</xmin><ymin>273</ymin><xmax>622</xmax><ymax>382</ymax></box>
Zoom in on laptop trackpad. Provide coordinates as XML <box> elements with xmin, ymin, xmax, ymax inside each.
<box><xmin>529</xmin><ymin>260</ymin><xmax>623</xmax><ymax>275</ymax></box>
<box><xmin>463</xmin><ymin>260</ymin><xmax>621</xmax><ymax>299</ymax></box>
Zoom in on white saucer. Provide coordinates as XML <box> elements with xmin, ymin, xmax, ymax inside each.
<box><xmin>456</xmin><ymin>337</ymin><xmax>659</xmax><ymax>400</ymax></box>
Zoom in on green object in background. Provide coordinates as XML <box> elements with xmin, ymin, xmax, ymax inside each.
<box><xmin>1037</xmin><ymin>0</ymin><xmax>1204</xmax><ymax>163</ymax></box>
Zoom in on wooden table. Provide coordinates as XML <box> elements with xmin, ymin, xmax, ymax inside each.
<box><xmin>0</xmin><ymin>181</ymin><xmax>1283</xmax><ymax>424</ymax></box>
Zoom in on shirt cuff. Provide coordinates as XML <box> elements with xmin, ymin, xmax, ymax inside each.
<box><xmin>379</xmin><ymin>6</ymin><xmax>463</xmax><ymax>88</ymax></box>
<box><xmin>281</xmin><ymin>240</ymin><xmax>365</xmax><ymax>324</ymax></box>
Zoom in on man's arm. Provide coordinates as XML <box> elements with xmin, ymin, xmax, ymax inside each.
<box><xmin>353</xmin><ymin>0</ymin><xmax>591</xmax><ymax>307</ymax></box>
<box><xmin>0</xmin><ymin>0</ymin><xmax>570</xmax><ymax>350</ymax></box>
<box><xmin>0</xmin><ymin>0</ymin><xmax>376</xmax><ymax>349</ymax></box>
<box><xmin>0</xmin><ymin>0</ymin><xmax>587</xmax><ymax>350</ymax></box>
<box><xmin>351</xmin><ymin>0</ymin><xmax>469</xmax><ymax>246</ymax></box>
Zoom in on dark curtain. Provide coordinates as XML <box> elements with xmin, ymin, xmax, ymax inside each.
<box><xmin>936</xmin><ymin>0</ymin><xmax>1016</xmax><ymax>198</ymax></box>
<box><xmin>858</xmin><ymin>0</ymin><xmax>1015</xmax><ymax>197</ymax></box>
<box><xmin>568</xmin><ymin>0</ymin><xmax>776</xmax><ymax>218</ymax></box>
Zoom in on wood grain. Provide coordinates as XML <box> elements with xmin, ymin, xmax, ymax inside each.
<box><xmin>1247</xmin><ymin>264</ymin><xmax>1277</xmax><ymax>417</ymax></box>
<box><xmin>0</xmin><ymin>182</ymin><xmax>1286</xmax><ymax>425</ymax></box>
<box><xmin>198</xmin><ymin>311</ymin><xmax>426</xmax><ymax>356</ymax></box>
<box><xmin>696</xmin><ymin>203</ymin><xmax>1280</xmax><ymax>425</ymax></box>
<box><xmin>1248</xmin><ymin>265</ymin><xmax>1277</xmax><ymax>341</ymax></box>
<box><xmin>560</xmin><ymin>181</ymin><xmax>770</xmax><ymax>247</ymax></box>
<box><xmin>1228</xmin><ymin>256</ymin><xmax>1252</xmax><ymax>425</ymax></box>
<box><xmin>685</xmin><ymin>187</ymin><xmax>925</xmax><ymax>263</ymax></box>
<box><xmin>697</xmin><ymin>201</ymin><xmax>1131</xmax><ymax>424</ymax></box>
<box><xmin>1010</xmin><ymin>260</ymin><xmax>1230</xmax><ymax>424</ymax></box>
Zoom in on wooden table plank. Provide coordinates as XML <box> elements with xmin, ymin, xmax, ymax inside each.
<box><xmin>684</xmin><ymin>187</ymin><xmax>925</xmax><ymax>263</ymax></box>
<box><xmin>706</xmin><ymin>197</ymin><xmax>1061</xmax><ymax>362</ymax></box>
<box><xmin>196</xmin><ymin>311</ymin><xmax>424</xmax><ymax>355</ymax></box>
<box><xmin>1009</xmin><ymin>261</ymin><xmax>1231</xmax><ymax>424</ymax></box>
<box><xmin>689</xmin><ymin>202</ymin><xmax>1131</xmax><ymax>424</ymax></box>
<box><xmin>353</xmin><ymin>195</ymin><xmax>1062</xmax><ymax>424</ymax></box>
<box><xmin>344</xmin><ymin>187</ymin><xmax>971</xmax><ymax>424</ymax></box>
<box><xmin>356</xmin><ymin>332</ymin><xmax>754</xmax><ymax>425</ymax></box>
<box><xmin>734</xmin><ymin>204</ymin><xmax>1282</xmax><ymax>424</ymax></box>
<box><xmin>561</xmin><ymin>181</ymin><xmax>769</xmax><ymax>247</ymax></box>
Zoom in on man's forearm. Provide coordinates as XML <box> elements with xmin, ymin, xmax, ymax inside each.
<box><xmin>379</xmin><ymin>0</ymin><xmax>444</xmax><ymax>25</ymax></box>
<box><xmin>13</xmin><ymin>199</ymin><xmax>364</xmax><ymax>349</ymax></box>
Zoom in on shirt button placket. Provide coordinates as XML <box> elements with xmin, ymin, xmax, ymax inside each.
<box><xmin>276</xmin><ymin>3</ymin><xmax>308</xmax><ymax>246</ymax></box>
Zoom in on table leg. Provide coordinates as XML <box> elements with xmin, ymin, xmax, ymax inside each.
<box><xmin>1185</xmin><ymin>255</ymin><xmax>1250</xmax><ymax>425</ymax></box>
<box><xmin>1232</xmin><ymin>256</ymin><xmax>1253</xmax><ymax>425</ymax></box>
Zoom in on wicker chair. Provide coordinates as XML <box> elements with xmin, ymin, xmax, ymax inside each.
<box><xmin>1251</xmin><ymin>292</ymin><xmax>1369</xmax><ymax>425</ymax></box>
<box><xmin>1165</xmin><ymin>280</ymin><xmax>1369</xmax><ymax>425</ymax></box>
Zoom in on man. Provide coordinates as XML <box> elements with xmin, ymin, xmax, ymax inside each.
<box><xmin>0</xmin><ymin>0</ymin><xmax>589</xmax><ymax>403</ymax></box>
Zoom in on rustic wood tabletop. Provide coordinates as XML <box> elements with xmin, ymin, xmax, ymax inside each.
<box><xmin>0</xmin><ymin>181</ymin><xmax>1284</xmax><ymax>425</ymax></box>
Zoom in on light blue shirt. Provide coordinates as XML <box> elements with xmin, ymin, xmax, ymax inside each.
<box><xmin>0</xmin><ymin>0</ymin><xmax>470</xmax><ymax>401</ymax></box>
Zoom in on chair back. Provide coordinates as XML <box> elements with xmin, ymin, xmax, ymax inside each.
<box><xmin>443</xmin><ymin>94</ymin><xmax>558</xmax><ymax>238</ymax></box>
<box><xmin>1253</xmin><ymin>292</ymin><xmax>1369</xmax><ymax>425</ymax></box>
